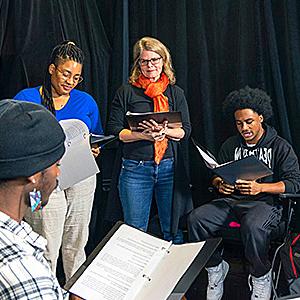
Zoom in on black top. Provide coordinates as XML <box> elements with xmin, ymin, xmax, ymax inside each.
<box><xmin>105</xmin><ymin>83</ymin><xmax>193</xmax><ymax>235</ymax></box>
<box><xmin>218</xmin><ymin>124</ymin><xmax>300</xmax><ymax>203</ymax></box>
<box><xmin>106</xmin><ymin>84</ymin><xmax>191</xmax><ymax>161</ymax></box>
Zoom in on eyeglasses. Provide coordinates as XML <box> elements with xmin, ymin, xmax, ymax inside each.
<box><xmin>139</xmin><ymin>57</ymin><xmax>162</xmax><ymax>67</ymax></box>
<box><xmin>55</xmin><ymin>67</ymin><xmax>83</xmax><ymax>84</ymax></box>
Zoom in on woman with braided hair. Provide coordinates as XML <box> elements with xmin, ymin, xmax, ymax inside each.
<box><xmin>14</xmin><ymin>40</ymin><xmax>103</xmax><ymax>281</ymax></box>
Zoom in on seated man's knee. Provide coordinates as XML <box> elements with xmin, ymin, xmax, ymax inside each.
<box><xmin>241</xmin><ymin>216</ymin><xmax>267</xmax><ymax>237</ymax></box>
<box><xmin>187</xmin><ymin>209</ymin><xmax>206</xmax><ymax>241</ymax></box>
<box><xmin>241</xmin><ymin>218</ymin><xmax>259</xmax><ymax>234</ymax></box>
<box><xmin>187</xmin><ymin>208</ymin><xmax>204</xmax><ymax>227</ymax></box>
<box><xmin>241</xmin><ymin>205</ymin><xmax>281</xmax><ymax>235</ymax></box>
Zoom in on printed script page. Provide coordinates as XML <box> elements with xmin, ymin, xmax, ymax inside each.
<box><xmin>58</xmin><ymin>119</ymin><xmax>99</xmax><ymax>190</ymax></box>
<box><xmin>69</xmin><ymin>224</ymin><xmax>171</xmax><ymax>300</ymax></box>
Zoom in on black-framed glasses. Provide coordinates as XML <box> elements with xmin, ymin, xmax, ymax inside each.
<box><xmin>139</xmin><ymin>57</ymin><xmax>162</xmax><ymax>67</ymax></box>
<box><xmin>55</xmin><ymin>66</ymin><xmax>83</xmax><ymax>84</ymax></box>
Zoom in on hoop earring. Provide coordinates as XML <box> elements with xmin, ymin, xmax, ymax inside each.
<box><xmin>29</xmin><ymin>188</ymin><xmax>42</xmax><ymax>212</ymax></box>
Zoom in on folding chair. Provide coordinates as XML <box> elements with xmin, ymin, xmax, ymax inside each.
<box><xmin>272</xmin><ymin>193</ymin><xmax>300</xmax><ymax>299</ymax></box>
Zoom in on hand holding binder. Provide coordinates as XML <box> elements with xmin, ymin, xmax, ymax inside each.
<box><xmin>65</xmin><ymin>222</ymin><xmax>221</xmax><ymax>300</ymax></box>
<box><xmin>126</xmin><ymin>111</ymin><xmax>182</xmax><ymax>132</ymax></box>
<box><xmin>192</xmin><ymin>138</ymin><xmax>273</xmax><ymax>185</ymax></box>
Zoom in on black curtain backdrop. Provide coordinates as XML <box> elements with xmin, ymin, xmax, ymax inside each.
<box><xmin>1</xmin><ymin>0</ymin><xmax>300</xmax><ymax>245</ymax></box>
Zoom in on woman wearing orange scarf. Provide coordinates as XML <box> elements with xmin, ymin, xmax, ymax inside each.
<box><xmin>107</xmin><ymin>37</ymin><xmax>192</xmax><ymax>243</ymax></box>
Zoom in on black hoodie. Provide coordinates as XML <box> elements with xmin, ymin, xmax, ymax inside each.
<box><xmin>217</xmin><ymin>124</ymin><xmax>300</xmax><ymax>203</ymax></box>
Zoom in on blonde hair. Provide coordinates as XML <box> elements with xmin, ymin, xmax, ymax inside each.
<box><xmin>129</xmin><ymin>37</ymin><xmax>176</xmax><ymax>85</ymax></box>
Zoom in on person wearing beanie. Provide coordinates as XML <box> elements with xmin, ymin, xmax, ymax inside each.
<box><xmin>0</xmin><ymin>100</ymin><xmax>81</xmax><ymax>299</ymax></box>
<box><xmin>13</xmin><ymin>40</ymin><xmax>104</xmax><ymax>282</ymax></box>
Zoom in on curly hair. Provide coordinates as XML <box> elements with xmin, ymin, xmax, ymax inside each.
<box><xmin>128</xmin><ymin>36</ymin><xmax>176</xmax><ymax>85</ymax></box>
<box><xmin>222</xmin><ymin>86</ymin><xmax>273</xmax><ymax>120</ymax></box>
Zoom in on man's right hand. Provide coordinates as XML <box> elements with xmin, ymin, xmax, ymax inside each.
<box><xmin>213</xmin><ymin>177</ymin><xmax>235</xmax><ymax>195</ymax></box>
<box><xmin>218</xmin><ymin>181</ymin><xmax>235</xmax><ymax>194</ymax></box>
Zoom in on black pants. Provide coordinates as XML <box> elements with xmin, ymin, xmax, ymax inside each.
<box><xmin>187</xmin><ymin>198</ymin><xmax>282</xmax><ymax>277</ymax></box>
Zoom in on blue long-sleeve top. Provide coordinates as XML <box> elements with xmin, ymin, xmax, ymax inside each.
<box><xmin>14</xmin><ymin>86</ymin><xmax>103</xmax><ymax>135</ymax></box>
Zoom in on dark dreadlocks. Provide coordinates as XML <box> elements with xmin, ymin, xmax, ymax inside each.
<box><xmin>41</xmin><ymin>40</ymin><xmax>84</xmax><ymax>114</ymax></box>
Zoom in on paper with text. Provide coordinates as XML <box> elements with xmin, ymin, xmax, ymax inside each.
<box><xmin>69</xmin><ymin>224</ymin><xmax>171</xmax><ymax>299</ymax></box>
<box><xmin>58</xmin><ymin>119</ymin><xmax>99</xmax><ymax>190</ymax></box>
<box><xmin>69</xmin><ymin>224</ymin><xmax>205</xmax><ymax>300</ymax></box>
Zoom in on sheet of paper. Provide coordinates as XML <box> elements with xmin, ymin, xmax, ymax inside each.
<box><xmin>58</xmin><ymin>119</ymin><xmax>99</xmax><ymax>190</ymax></box>
<box><xmin>69</xmin><ymin>224</ymin><xmax>171</xmax><ymax>300</ymax></box>
<box><xmin>136</xmin><ymin>241</ymin><xmax>205</xmax><ymax>300</ymax></box>
<box><xmin>194</xmin><ymin>144</ymin><xmax>219</xmax><ymax>169</ymax></box>
<box><xmin>63</xmin><ymin>118</ymin><xmax>89</xmax><ymax>141</ymax></box>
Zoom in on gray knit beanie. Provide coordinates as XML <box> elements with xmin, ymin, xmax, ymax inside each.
<box><xmin>0</xmin><ymin>100</ymin><xmax>66</xmax><ymax>179</ymax></box>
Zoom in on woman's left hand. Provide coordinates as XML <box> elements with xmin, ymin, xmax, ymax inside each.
<box><xmin>91</xmin><ymin>145</ymin><xmax>100</xmax><ymax>157</ymax></box>
<box><xmin>138</xmin><ymin>119</ymin><xmax>167</xmax><ymax>141</ymax></box>
<box><xmin>138</xmin><ymin>119</ymin><xmax>184</xmax><ymax>142</ymax></box>
<box><xmin>142</xmin><ymin>127</ymin><xmax>167</xmax><ymax>141</ymax></box>
<box><xmin>138</xmin><ymin>119</ymin><xmax>165</xmax><ymax>132</ymax></box>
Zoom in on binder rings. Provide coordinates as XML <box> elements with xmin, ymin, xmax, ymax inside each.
<box><xmin>65</xmin><ymin>221</ymin><xmax>221</xmax><ymax>300</ymax></box>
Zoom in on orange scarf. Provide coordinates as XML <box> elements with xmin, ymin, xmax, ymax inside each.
<box><xmin>132</xmin><ymin>73</ymin><xmax>169</xmax><ymax>164</ymax></box>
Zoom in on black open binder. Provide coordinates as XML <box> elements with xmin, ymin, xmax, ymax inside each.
<box><xmin>65</xmin><ymin>221</ymin><xmax>221</xmax><ymax>300</ymax></box>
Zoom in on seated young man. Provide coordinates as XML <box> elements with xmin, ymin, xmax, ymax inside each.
<box><xmin>188</xmin><ymin>86</ymin><xmax>300</xmax><ymax>300</ymax></box>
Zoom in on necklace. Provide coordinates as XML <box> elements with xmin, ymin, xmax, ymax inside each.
<box><xmin>53</xmin><ymin>97</ymin><xmax>69</xmax><ymax>110</ymax></box>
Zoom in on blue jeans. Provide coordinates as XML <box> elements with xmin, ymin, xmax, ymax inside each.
<box><xmin>119</xmin><ymin>158</ymin><xmax>183</xmax><ymax>243</ymax></box>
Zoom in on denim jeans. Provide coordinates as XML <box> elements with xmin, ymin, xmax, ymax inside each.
<box><xmin>119</xmin><ymin>158</ymin><xmax>183</xmax><ymax>243</ymax></box>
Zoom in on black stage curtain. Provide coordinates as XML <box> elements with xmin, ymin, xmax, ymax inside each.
<box><xmin>1</xmin><ymin>0</ymin><xmax>300</xmax><ymax>245</ymax></box>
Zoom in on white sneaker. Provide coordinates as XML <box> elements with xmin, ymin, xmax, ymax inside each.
<box><xmin>249</xmin><ymin>269</ymin><xmax>272</xmax><ymax>300</ymax></box>
<box><xmin>206</xmin><ymin>260</ymin><xmax>229</xmax><ymax>300</ymax></box>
